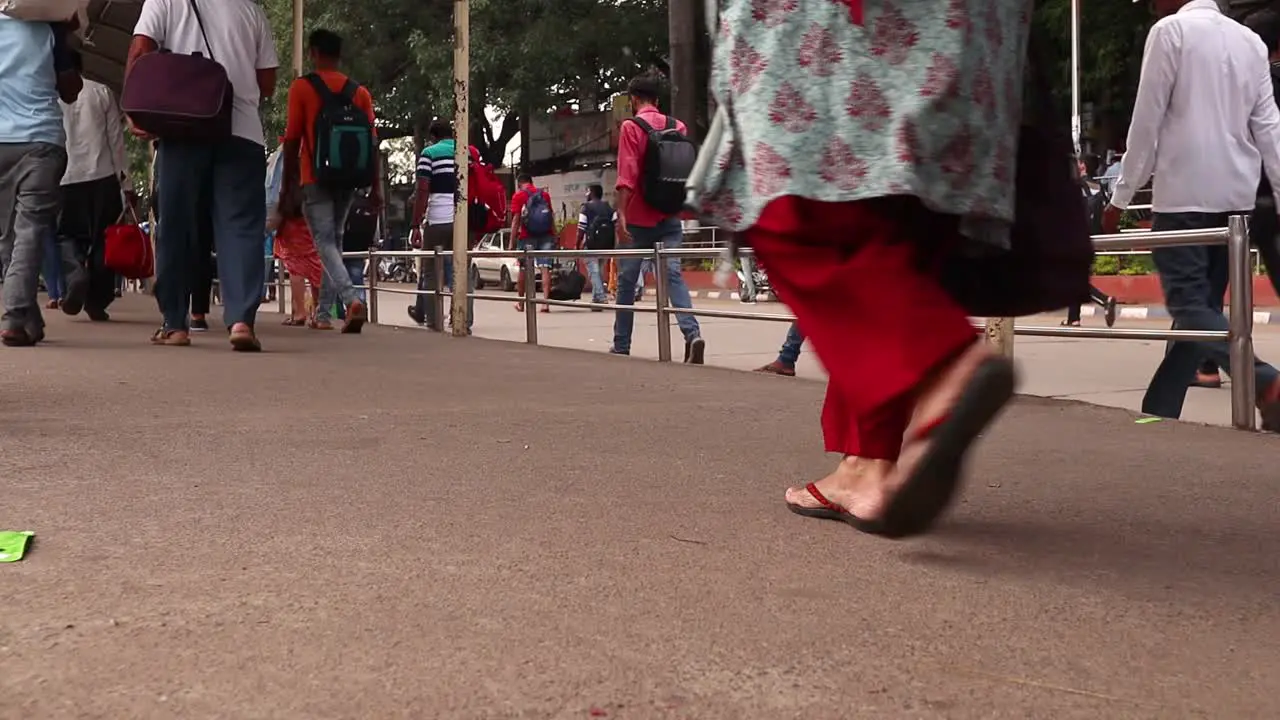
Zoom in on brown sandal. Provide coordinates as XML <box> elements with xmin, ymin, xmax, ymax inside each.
<box><xmin>150</xmin><ymin>328</ymin><xmax>191</xmax><ymax>346</ymax></box>
<box><xmin>229</xmin><ymin>325</ymin><xmax>261</xmax><ymax>352</ymax></box>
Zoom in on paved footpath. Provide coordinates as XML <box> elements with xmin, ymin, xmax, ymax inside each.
<box><xmin>344</xmin><ymin>284</ymin><xmax>1280</xmax><ymax>429</ymax></box>
<box><xmin>4</xmin><ymin>296</ymin><xmax>1280</xmax><ymax>718</ymax></box>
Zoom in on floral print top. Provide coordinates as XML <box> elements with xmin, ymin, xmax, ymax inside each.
<box><xmin>696</xmin><ymin>0</ymin><xmax>1032</xmax><ymax>239</ymax></box>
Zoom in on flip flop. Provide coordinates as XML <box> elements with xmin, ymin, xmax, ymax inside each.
<box><xmin>876</xmin><ymin>356</ymin><xmax>1017</xmax><ymax>539</ymax></box>
<box><xmin>786</xmin><ymin>482</ymin><xmax>886</xmax><ymax>534</ymax></box>
<box><xmin>282</xmin><ymin>317</ymin><xmax>306</xmax><ymax>326</ymax></box>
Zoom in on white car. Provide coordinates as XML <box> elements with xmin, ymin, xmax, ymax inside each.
<box><xmin>472</xmin><ymin>230</ymin><xmax>519</xmax><ymax>292</ymax></box>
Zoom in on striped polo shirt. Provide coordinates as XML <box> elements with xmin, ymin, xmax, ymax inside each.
<box><xmin>416</xmin><ymin>138</ymin><xmax>457</xmax><ymax>226</ymax></box>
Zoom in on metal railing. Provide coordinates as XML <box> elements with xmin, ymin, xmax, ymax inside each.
<box><xmin>279</xmin><ymin>214</ymin><xmax>1255</xmax><ymax>431</ymax></box>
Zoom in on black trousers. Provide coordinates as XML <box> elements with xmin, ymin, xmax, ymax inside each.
<box><xmin>58</xmin><ymin>175</ymin><xmax>122</xmax><ymax>313</ymax></box>
<box><xmin>1066</xmin><ymin>285</ymin><xmax>1110</xmax><ymax>324</ymax></box>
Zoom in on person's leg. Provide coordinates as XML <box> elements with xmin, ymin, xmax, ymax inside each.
<box><xmin>587</xmin><ymin>256</ymin><xmax>607</xmax><ymax>303</ymax></box>
<box><xmin>537</xmin><ymin>237</ymin><xmax>555</xmax><ymax>312</ymax></box>
<box><xmin>778</xmin><ymin>322</ymin><xmax>805</xmax><ymax>366</ymax></box>
<box><xmin>420</xmin><ymin>225</ymin><xmax>452</xmax><ymax>329</ymax></box>
<box><xmin>84</xmin><ymin>175</ymin><xmax>122</xmax><ymax>315</ymax></box>
<box><xmin>303</xmin><ymin>185</ymin><xmax>358</xmax><ymax>327</ymax></box>
<box><xmin>748</xmin><ymin>199</ymin><xmax>978</xmax><ymax>523</ymax></box>
<box><xmin>55</xmin><ymin>179</ymin><xmax>93</xmax><ymax>316</ymax></box>
<box><xmin>1065</xmin><ymin>302</ymin><xmax>1082</xmax><ymax>325</ymax></box>
<box><xmin>155</xmin><ymin>140</ymin><xmax>212</xmax><ymax>335</ymax></box>
<box><xmin>344</xmin><ymin>259</ymin><xmax>366</xmax><ymax>303</ymax></box>
<box><xmin>654</xmin><ymin>220</ymin><xmax>702</xmax><ymax>343</ymax></box>
<box><xmin>209</xmin><ymin>138</ymin><xmax>266</xmax><ymax>346</ymax></box>
<box><xmin>41</xmin><ymin>229</ymin><xmax>63</xmax><ymax>303</ymax></box>
<box><xmin>0</xmin><ymin>143</ymin><xmax>65</xmax><ymax>343</ymax></box>
<box><xmin>610</xmin><ymin>251</ymin><xmax>645</xmax><ymax>354</ymax></box>
<box><xmin>739</xmin><ymin>254</ymin><xmax>757</xmax><ymax>301</ymax></box>
<box><xmin>1142</xmin><ymin>213</ymin><xmax>1279</xmax><ymax>417</ymax></box>
<box><xmin>513</xmin><ymin>239</ymin><xmax>529</xmax><ymax>311</ymax></box>
<box><xmin>1252</xmin><ymin>202</ymin><xmax>1280</xmax><ymax>299</ymax></box>
<box><xmin>190</xmin><ymin>204</ymin><xmax>215</xmax><ymax>322</ymax></box>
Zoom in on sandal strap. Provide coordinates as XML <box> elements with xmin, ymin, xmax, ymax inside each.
<box><xmin>804</xmin><ymin>483</ymin><xmax>846</xmax><ymax>513</ymax></box>
<box><xmin>909</xmin><ymin>415</ymin><xmax>948</xmax><ymax>443</ymax></box>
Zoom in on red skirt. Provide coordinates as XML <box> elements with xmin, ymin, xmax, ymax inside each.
<box><xmin>273</xmin><ymin>217</ymin><xmax>323</xmax><ymax>289</ymax></box>
<box><xmin>745</xmin><ymin>197</ymin><xmax>976</xmax><ymax>460</ymax></box>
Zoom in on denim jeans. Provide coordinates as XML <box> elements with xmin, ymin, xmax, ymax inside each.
<box><xmin>612</xmin><ymin>219</ymin><xmax>700</xmax><ymax>353</ymax></box>
<box><xmin>0</xmin><ymin>142</ymin><xmax>68</xmax><ymax>334</ymax></box>
<box><xmin>1141</xmin><ymin>211</ymin><xmax>1278</xmax><ymax>418</ymax></box>
<box><xmin>41</xmin><ymin>229</ymin><xmax>64</xmax><ymax>300</ymax></box>
<box><xmin>155</xmin><ymin>137</ymin><xmax>265</xmax><ymax>331</ymax></box>
<box><xmin>345</xmin><ymin>259</ymin><xmax>366</xmax><ymax>303</ymax></box>
<box><xmin>777</xmin><ymin>322</ymin><xmax>805</xmax><ymax>367</ymax></box>
<box><xmin>586</xmin><ymin>257</ymin><xmax>608</xmax><ymax>302</ymax></box>
<box><xmin>302</xmin><ymin>184</ymin><xmax>358</xmax><ymax>323</ymax></box>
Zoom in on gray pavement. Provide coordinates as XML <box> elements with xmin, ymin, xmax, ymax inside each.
<box><xmin>3</xmin><ymin>295</ymin><xmax>1280</xmax><ymax>718</ymax></box>
<box><xmin>329</xmin><ymin>283</ymin><xmax>1280</xmax><ymax>429</ymax></box>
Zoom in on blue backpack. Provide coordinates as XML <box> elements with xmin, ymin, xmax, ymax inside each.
<box><xmin>522</xmin><ymin>187</ymin><xmax>554</xmax><ymax>236</ymax></box>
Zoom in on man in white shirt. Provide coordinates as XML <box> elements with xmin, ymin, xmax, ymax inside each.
<box><xmin>127</xmin><ymin>0</ymin><xmax>278</xmax><ymax>350</ymax></box>
<box><xmin>58</xmin><ymin>52</ymin><xmax>132</xmax><ymax>322</ymax></box>
<box><xmin>1104</xmin><ymin>0</ymin><xmax>1280</xmax><ymax>429</ymax></box>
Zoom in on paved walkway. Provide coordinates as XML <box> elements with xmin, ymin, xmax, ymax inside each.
<box><xmin>4</xmin><ymin>296</ymin><xmax>1279</xmax><ymax>718</ymax></box>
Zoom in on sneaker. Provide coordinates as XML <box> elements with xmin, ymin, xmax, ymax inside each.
<box><xmin>190</xmin><ymin>317</ymin><xmax>209</xmax><ymax>332</ymax></box>
<box><xmin>1103</xmin><ymin>296</ymin><xmax>1118</xmax><ymax>328</ymax></box>
<box><xmin>685</xmin><ymin>337</ymin><xmax>706</xmax><ymax>365</ymax></box>
<box><xmin>406</xmin><ymin>305</ymin><xmax>424</xmax><ymax>326</ymax></box>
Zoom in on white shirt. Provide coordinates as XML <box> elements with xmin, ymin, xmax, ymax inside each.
<box><xmin>1111</xmin><ymin>0</ymin><xmax>1280</xmax><ymax>214</ymax></box>
<box><xmin>133</xmin><ymin>0</ymin><xmax>279</xmax><ymax>147</ymax></box>
<box><xmin>60</xmin><ymin>79</ymin><xmax>129</xmax><ymax>187</ymax></box>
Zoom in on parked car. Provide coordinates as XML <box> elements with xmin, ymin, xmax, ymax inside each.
<box><xmin>472</xmin><ymin>230</ymin><xmax>521</xmax><ymax>292</ymax></box>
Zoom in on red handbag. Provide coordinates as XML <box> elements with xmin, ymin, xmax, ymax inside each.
<box><xmin>103</xmin><ymin>209</ymin><xmax>154</xmax><ymax>280</ymax></box>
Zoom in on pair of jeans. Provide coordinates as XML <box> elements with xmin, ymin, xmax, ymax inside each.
<box><xmin>58</xmin><ymin>174</ymin><xmax>123</xmax><ymax>313</ymax></box>
<box><xmin>414</xmin><ymin>224</ymin><xmax>473</xmax><ymax>330</ymax></box>
<box><xmin>586</xmin><ymin>257</ymin><xmax>608</xmax><ymax>302</ymax></box>
<box><xmin>302</xmin><ymin>184</ymin><xmax>359</xmax><ymax>323</ymax></box>
<box><xmin>612</xmin><ymin>219</ymin><xmax>700</xmax><ymax>353</ymax></box>
<box><xmin>1141</xmin><ymin>212</ymin><xmax>1279</xmax><ymax>419</ymax></box>
<box><xmin>155</xmin><ymin>137</ymin><xmax>266</xmax><ymax>331</ymax></box>
<box><xmin>0</xmin><ymin>142</ymin><xmax>68</xmax><ymax>334</ymax></box>
<box><xmin>41</xmin><ymin>230</ymin><xmax>64</xmax><ymax>300</ymax></box>
<box><xmin>776</xmin><ymin>322</ymin><xmax>805</xmax><ymax>367</ymax></box>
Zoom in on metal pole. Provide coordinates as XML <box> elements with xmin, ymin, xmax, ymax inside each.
<box><xmin>1070</xmin><ymin>0</ymin><xmax>1081</xmax><ymax>154</ymax></box>
<box><xmin>432</xmin><ymin>247</ymin><xmax>446</xmax><ymax>332</ymax></box>
<box><xmin>985</xmin><ymin>317</ymin><xmax>1014</xmax><ymax>358</ymax></box>
<box><xmin>292</xmin><ymin>0</ymin><xmax>304</xmax><ymax>76</ymax></box>
<box><xmin>523</xmin><ymin>248</ymin><xmax>538</xmax><ymax>344</ymax></box>
<box><xmin>1228</xmin><ymin>214</ymin><xmax>1257</xmax><ymax>431</ymax></box>
<box><xmin>366</xmin><ymin>248</ymin><xmax>378</xmax><ymax>325</ymax></box>
<box><xmin>450</xmin><ymin>0</ymin><xmax>470</xmax><ymax>337</ymax></box>
<box><xmin>654</xmin><ymin>243</ymin><xmax>673</xmax><ymax>362</ymax></box>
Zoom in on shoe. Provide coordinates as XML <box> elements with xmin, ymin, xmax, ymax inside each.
<box><xmin>1104</xmin><ymin>296</ymin><xmax>1118</xmax><ymax>328</ymax></box>
<box><xmin>190</xmin><ymin>317</ymin><xmax>209</xmax><ymax>332</ymax></box>
<box><xmin>406</xmin><ymin>305</ymin><xmax>424</xmax><ymax>325</ymax></box>
<box><xmin>755</xmin><ymin>361</ymin><xmax>796</xmax><ymax>377</ymax></box>
<box><xmin>1259</xmin><ymin>378</ymin><xmax>1280</xmax><ymax>432</ymax></box>
<box><xmin>341</xmin><ymin>300</ymin><xmax>367</xmax><ymax>334</ymax></box>
<box><xmin>609</xmin><ymin>347</ymin><xmax>629</xmax><ymax>356</ymax></box>
<box><xmin>86</xmin><ymin>307</ymin><xmax>110</xmax><ymax>322</ymax></box>
<box><xmin>685</xmin><ymin>337</ymin><xmax>706</xmax><ymax>365</ymax></box>
<box><xmin>61</xmin><ymin>267</ymin><xmax>89</xmax><ymax>316</ymax></box>
<box><xmin>1</xmin><ymin>327</ymin><xmax>40</xmax><ymax>347</ymax></box>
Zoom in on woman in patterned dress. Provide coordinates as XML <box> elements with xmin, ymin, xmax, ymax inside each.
<box><xmin>696</xmin><ymin>0</ymin><xmax>1026</xmax><ymax>537</ymax></box>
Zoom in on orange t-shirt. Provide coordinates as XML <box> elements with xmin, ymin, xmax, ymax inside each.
<box><xmin>283</xmin><ymin>70</ymin><xmax>377</xmax><ymax>186</ymax></box>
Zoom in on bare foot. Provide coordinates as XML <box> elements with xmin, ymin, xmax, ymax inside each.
<box><xmin>784</xmin><ymin>455</ymin><xmax>896</xmax><ymax>521</ymax></box>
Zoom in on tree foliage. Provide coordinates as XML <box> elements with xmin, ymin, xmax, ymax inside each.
<box><xmin>257</xmin><ymin>0</ymin><xmax>667</xmax><ymax>166</ymax></box>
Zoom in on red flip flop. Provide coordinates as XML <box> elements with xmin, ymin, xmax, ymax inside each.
<box><xmin>785</xmin><ymin>482</ymin><xmax>886</xmax><ymax>535</ymax></box>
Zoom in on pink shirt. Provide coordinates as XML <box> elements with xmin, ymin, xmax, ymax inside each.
<box><xmin>615</xmin><ymin>106</ymin><xmax>687</xmax><ymax>228</ymax></box>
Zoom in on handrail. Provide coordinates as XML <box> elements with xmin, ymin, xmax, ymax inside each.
<box><xmin>306</xmin><ymin>218</ymin><xmax>1257</xmax><ymax>430</ymax></box>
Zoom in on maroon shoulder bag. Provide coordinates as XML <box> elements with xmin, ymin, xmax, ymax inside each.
<box><xmin>121</xmin><ymin>0</ymin><xmax>233</xmax><ymax>141</ymax></box>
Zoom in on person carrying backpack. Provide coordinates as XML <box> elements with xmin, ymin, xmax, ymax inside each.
<box><xmin>281</xmin><ymin>29</ymin><xmax>380</xmax><ymax>334</ymax></box>
<box><xmin>576</xmin><ymin>183</ymin><xmax>615</xmax><ymax>308</ymax></box>
<box><xmin>609</xmin><ymin>73</ymin><xmax>706</xmax><ymax>364</ymax></box>
<box><xmin>510</xmin><ymin>173</ymin><xmax>556</xmax><ymax>313</ymax></box>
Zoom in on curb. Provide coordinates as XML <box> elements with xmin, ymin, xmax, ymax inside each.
<box><xmin>1075</xmin><ymin>305</ymin><xmax>1280</xmax><ymax>324</ymax></box>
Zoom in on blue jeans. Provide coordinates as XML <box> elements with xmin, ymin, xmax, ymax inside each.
<box><xmin>41</xmin><ymin>230</ymin><xmax>64</xmax><ymax>300</ymax></box>
<box><xmin>777</xmin><ymin>322</ymin><xmax>805</xmax><ymax>367</ymax></box>
<box><xmin>1142</xmin><ymin>212</ymin><xmax>1278</xmax><ymax>418</ymax></box>
<box><xmin>155</xmin><ymin>137</ymin><xmax>265</xmax><ymax>330</ymax></box>
<box><xmin>612</xmin><ymin>219</ymin><xmax>700</xmax><ymax>353</ymax></box>
<box><xmin>345</xmin><ymin>259</ymin><xmax>366</xmax><ymax>303</ymax></box>
<box><xmin>586</xmin><ymin>257</ymin><xmax>608</xmax><ymax>302</ymax></box>
<box><xmin>302</xmin><ymin>184</ymin><xmax>359</xmax><ymax>323</ymax></box>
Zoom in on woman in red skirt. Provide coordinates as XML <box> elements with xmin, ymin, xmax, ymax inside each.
<box><xmin>695</xmin><ymin>1</ymin><xmax>1026</xmax><ymax>537</ymax></box>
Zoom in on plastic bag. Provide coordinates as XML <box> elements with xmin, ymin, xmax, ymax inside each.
<box><xmin>0</xmin><ymin>0</ymin><xmax>85</xmax><ymax>22</ymax></box>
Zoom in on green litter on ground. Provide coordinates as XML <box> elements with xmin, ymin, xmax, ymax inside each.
<box><xmin>0</xmin><ymin>531</ymin><xmax>34</xmax><ymax>562</ymax></box>
<box><xmin>1135</xmin><ymin>417</ymin><xmax>1163</xmax><ymax>425</ymax></box>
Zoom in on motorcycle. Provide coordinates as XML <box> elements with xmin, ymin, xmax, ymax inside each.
<box><xmin>376</xmin><ymin>238</ymin><xmax>417</xmax><ymax>284</ymax></box>
<box><xmin>737</xmin><ymin>258</ymin><xmax>771</xmax><ymax>303</ymax></box>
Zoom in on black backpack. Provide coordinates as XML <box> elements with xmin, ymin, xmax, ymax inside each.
<box><xmin>583</xmin><ymin>200</ymin><xmax>615</xmax><ymax>250</ymax></box>
<box><xmin>343</xmin><ymin>192</ymin><xmax>378</xmax><ymax>253</ymax></box>
<box><xmin>549</xmin><ymin>267</ymin><xmax>586</xmax><ymax>301</ymax></box>
<box><xmin>306</xmin><ymin>74</ymin><xmax>376</xmax><ymax>189</ymax></box>
<box><xmin>629</xmin><ymin>115</ymin><xmax>697</xmax><ymax>216</ymax></box>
